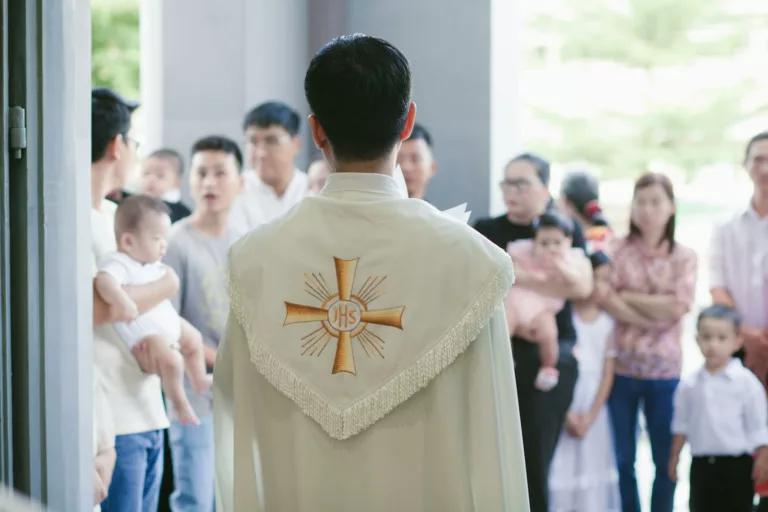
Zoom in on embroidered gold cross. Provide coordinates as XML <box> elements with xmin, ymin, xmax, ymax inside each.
<box><xmin>283</xmin><ymin>257</ymin><xmax>405</xmax><ymax>375</ymax></box>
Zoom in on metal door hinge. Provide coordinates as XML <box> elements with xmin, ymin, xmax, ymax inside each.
<box><xmin>9</xmin><ymin>106</ymin><xmax>27</xmax><ymax>160</ymax></box>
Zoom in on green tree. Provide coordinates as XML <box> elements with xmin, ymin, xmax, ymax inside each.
<box><xmin>91</xmin><ymin>0</ymin><xmax>140</xmax><ymax>99</ymax></box>
<box><xmin>526</xmin><ymin>0</ymin><xmax>768</xmax><ymax>178</ymax></box>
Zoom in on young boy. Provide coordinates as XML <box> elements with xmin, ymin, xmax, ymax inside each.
<box><xmin>139</xmin><ymin>148</ymin><xmax>192</xmax><ymax>222</ymax></box>
<box><xmin>95</xmin><ymin>195</ymin><xmax>212</xmax><ymax>425</ymax></box>
<box><xmin>162</xmin><ymin>135</ymin><xmax>244</xmax><ymax>509</ymax></box>
<box><xmin>505</xmin><ymin>210</ymin><xmax>585</xmax><ymax>391</ymax></box>
<box><xmin>669</xmin><ymin>304</ymin><xmax>768</xmax><ymax>512</ymax></box>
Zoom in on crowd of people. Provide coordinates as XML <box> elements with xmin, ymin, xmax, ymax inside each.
<box><xmin>85</xmin><ymin>34</ymin><xmax>768</xmax><ymax>512</ymax></box>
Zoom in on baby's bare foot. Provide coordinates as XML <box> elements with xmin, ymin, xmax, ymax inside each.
<box><xmin>192</xmin><ymin>374</ymin><xmax>214</xmax><ymax>395</ymax></box>
<box><xmin>174</xmin><ymin>398</ymin><xmax>200</xmax><ymax>426</ymax></box>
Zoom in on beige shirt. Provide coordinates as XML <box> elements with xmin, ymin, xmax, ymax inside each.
<box><xmin>91</xmin><ymin>203</ymin><xmax>169</xmax><ymax>435</ymax></box>
<box><xmin>229</xmin><ymin>169</ymin><xmax>308</xmax><ymax>238</ymax></box>
<box><xmin>214</xmin><ymin>172</ymin><xmax>529</xmax><ymax>511</ymax></box>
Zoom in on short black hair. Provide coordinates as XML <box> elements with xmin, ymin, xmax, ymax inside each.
<box><xmin>147</xmin><ymin>148</ymin><xmax>184</xmax><ymax>177</ymax></box>
<box><xmin>745</xmin><ymin>131</ymin><xmax>768</xmax><ymax>163</ymax></box>
<box><xmin>535</xmin><ymin>210</ymin><xmax>574</xmax><ymax>237</ymax></box>
<box><xmin>697</xmin><ymin>304</ymin><xmax>742</xmax><ymax>333</ymax></box>
<box><xmin>242</xmin><ymin>101</ymin><xmax>301</xmax><ymax>136</ymax></box>
<box><xmin>561</xmin><ymin>171</ymin><xmax>608</xmax><ymax>227</ymax></box>
<box><xmin>305</xmin><ymin>34</ymin><xmax>412</xmax><ymax>162</ymax></box>
<box><xmin>407</xmin><ymin>123</ymin><xmax>433</xmax><ymax>148</ymax></box>
<box><xmin>508</xmin><ymin>153</ymin><xmax>550</xmax><ymax>186</ymax></box>
<box><xmin>114</xmin><ymin>195</ymin><xmax>170</xmax><ymax>235</ymax></box>
<box><xmin>91</xmin><ymin>86</ymin><xmax>139</xmax><ymax>163</ymax></box>
<box><xmin>190</xmin><ymin>135</ymin><xmax>244</xmax><ymax>173</ymax></box>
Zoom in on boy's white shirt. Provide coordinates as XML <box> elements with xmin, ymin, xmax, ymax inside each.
<box><xmin>214</xmin><ymin>171</ymin><xmax>529</xmax><ymax>511</ymax></box>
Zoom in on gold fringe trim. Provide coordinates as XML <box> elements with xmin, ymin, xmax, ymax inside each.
<box><xmin>228</xmin><ymin>263</ymin><xmax>513</xmax><ymax>441</ymax></box>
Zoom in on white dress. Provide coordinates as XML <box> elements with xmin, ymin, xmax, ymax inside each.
<box><xmin>549</xmin><ymin>311</ymin><xmax>621</xmax><ymax>512</ymax></box>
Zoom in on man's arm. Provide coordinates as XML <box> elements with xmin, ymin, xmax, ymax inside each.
<box><xmin>93</xmin><ymin>269</ymin><xmax>179</xmax><ymax>326</ymax></box>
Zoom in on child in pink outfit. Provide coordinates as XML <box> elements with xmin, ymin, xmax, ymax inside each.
<box><xmin>506</xmin><ymin>211</ymin><xmax>583</xmax><ymax>391</ymax></box>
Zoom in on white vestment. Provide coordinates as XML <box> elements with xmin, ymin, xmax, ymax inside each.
<box><xmin>214</xmin><ymin>172</ymin><xmax>530</xmax><ymax>512</ymax></box>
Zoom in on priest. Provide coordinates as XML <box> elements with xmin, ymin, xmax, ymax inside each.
<box><xmin>214</xmin><ymin>34</ymin><xmax>530</xmax><ymax>512</ymax></box>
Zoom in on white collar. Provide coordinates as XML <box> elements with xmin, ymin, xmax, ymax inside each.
<box><xmin>699</xmin><ymin>358</ymin><xmax>743</xmax><ymax>380</ymax></box>
<box><xmin>320</xmin><ymin>172</ymin><xmax>406</xmax><ymax>199</ymax></box>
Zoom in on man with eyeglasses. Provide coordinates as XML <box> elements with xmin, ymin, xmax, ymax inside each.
<box><xmin>474</xmin><ymin>153</ymin><xmax>592</xmax><ymax>512</ymax></box>
<box><xmin>229</xmin><ymin>101</ymin><xmax>307</xmax><ymax>237</ymax></box>
<box><xmin>91</xmin><ymin>86</ymin><xmax>176</xmax><ymax>511</ymax></box>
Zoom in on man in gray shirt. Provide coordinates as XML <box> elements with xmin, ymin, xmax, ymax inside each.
<box><xmin>163</xmin><ymin>135</ymin><xmax>244</xmax><ymax>511</ymax></box>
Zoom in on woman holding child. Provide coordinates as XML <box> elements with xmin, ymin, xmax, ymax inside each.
<box><xmin>601</xmin><ymin>172</ymin><xmax>698</xmax><ymax>512</ymax></box>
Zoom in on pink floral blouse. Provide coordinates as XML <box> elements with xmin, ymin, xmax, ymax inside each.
<box><xmin>609</xmin><ymin>236</ymin><xmax>698</xmax><ymax>380</ymax></box>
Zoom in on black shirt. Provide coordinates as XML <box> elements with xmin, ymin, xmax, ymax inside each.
<box><xmin>109</xmin><ymin>190</ymin><xmax>192</xmax><ymax>224</ymax></box>
<box><xmin>473</xmin><ymin>213</ymin><xmax>586</xmax><ymax>344</ymax></box>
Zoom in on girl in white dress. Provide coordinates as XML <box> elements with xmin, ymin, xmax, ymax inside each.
<box><xmin>549</xmin><ymin>250</ymin><xmax>621</xmax><ymax>511</ymax></box>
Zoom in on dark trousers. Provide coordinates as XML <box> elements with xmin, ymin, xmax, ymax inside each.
<box><xmin>511</xmin><ymin>338</ymin><xmax>578</xmax><ymax>512</ymax></box>
<box><xmin>689</xmin><ymin>455</ymin><xmax>754</xmax><ymax>512</ymax></box>
<box><xmin>158</xmin><ymin>429</ymin><xmax>174</xmax><ymax>511</ymax></box>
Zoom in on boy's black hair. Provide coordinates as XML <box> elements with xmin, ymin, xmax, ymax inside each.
<box><xmin>190</xmin><ymin>135</ymin><xmax>244</xmax><ymax>173</ymax></box>
<box><xmin>535</xmin><ymin>210</ymin><xmax>574</xmax><ymax>238</ymax></box>
<box><xmin>147</xmin><ymin>148</ymin><xmax>185</xmax><ymax>177</ymax></box>
<box><xmin>242</xmin><ymin>101</ymin><xmax>301</xmax><ymax>137</ymax></box>
<box><xmin>114</xmin><ymin>195</ymin><xmax>170</xmax><ymax>235</ymax></box>
<box><xmin>407</xmin><ymin>123</ymin><xmax>433</xmax><ymax>148</ymax></box>
<box><xmin>697</xmin><ymin>304</ymin><xmax>742</xmax><ymax>333</ymax></box>
<box><xmin>507</xmin><ymin>152</ymin><xmax>551</xmax><ymax>186</ymax></box>
<box><xmin>91</xmin><ymin>86</ymin><xmax>139</xmax><ymax>163</ymax></box>
<box><xmin>305</xmin><ymin>34</ymin><xmax>412</xmax><ymax>162</ymax></box>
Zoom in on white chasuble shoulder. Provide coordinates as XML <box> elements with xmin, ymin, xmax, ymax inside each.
<box><xmin>227</xmin><ymin>200</ymin><xmax>514</xmax><ymax>440</ymax></box>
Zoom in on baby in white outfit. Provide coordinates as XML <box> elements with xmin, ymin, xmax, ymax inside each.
<box><xmin>96</xmin><ymin>195</ymin><xmax>211</xmax><ymax>425</ymax></box>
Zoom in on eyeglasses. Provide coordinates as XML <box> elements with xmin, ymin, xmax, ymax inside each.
<box><xmin>245</xmin><ymin>135</ymin><xmax>291</xmax><ymax>151</ymax></box>
<box><xmin>122</xmin><ymin>133</ymin><xmax>140</xmax><ymax>151</ymax></box>
<box><xmin>500</xmin><ymin>178</ymin><xmax>532</xmax><ymax>191</ymax></box>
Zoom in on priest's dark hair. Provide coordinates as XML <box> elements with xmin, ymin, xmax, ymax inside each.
<box><xmin>190</xmin><ymin>135</ymin><xmax>244</xmax><ymax>173</ymax></box>
<box><xmin>561</xmin><ymin>170</ymin><xmax>608</xmax><ymax>227</ymax></box>
<box><xmin>305</xmin><ymin>34</ymin><xmax>412</xmax><ymax>162</ymax></box>
<box><xmin>408</xmin><ymin>123</ymin><xmax>433</xmax><ymax>148</ymax></box>
<box><xmin>242</xmin><ymin>101</ymin><xmax>301</xmax><ymax>137</ymax></box>
<box><xmin>535</xmin><ymin>210</ymin><xmax>574</xmax><ymax>238</ymax></box>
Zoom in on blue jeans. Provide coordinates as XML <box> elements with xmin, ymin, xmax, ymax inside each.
<box><xmin>101</xmin><ymin>430</ymin><xmax>165</xmax><ymax>512</ymax></box>
<box><xmin>169</xmin><ymin>416</ymin><xmax>215</xmax><ymax>512</ymax></box>
<box><xmin>609</xmin><ymin>375</ymin><xmax>679</xmax><ymax>512</ymax></box>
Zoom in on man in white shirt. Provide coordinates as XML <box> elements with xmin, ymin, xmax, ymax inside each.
<box><xmin>214</xmin><ymin>34</ymin><xmax>529</xmax><ymax>512</ymax></box>
<box><xmin>229</xmin><ymin>101</ymin><xmax>308</xmax><ymax>236</ymax></box>
<box><xmin>708</xmin><ymin>132</ymin><xmax>768</xmax><ymax>507</ymax></box>
<box><xmin>90</xmin><ymin>87</ymin><xmax>177</xmax><ymax>511</ymax></box>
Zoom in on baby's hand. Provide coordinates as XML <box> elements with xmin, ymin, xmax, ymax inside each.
<box><xmin>117</xmin><ymin>296</ymin><xmax>139</xmax><ymax>322</ymax></box>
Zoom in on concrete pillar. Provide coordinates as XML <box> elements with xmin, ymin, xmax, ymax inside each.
<box><xmin>141</xmin><ymin>0</ymin><xmax>521</xmax><ymax>216</ymax></box>
<box><xmin>339</xmin><ymin>0</ymin><xmax>521</xmax><ymax>216</ymax></box>
<box><xmin>140</xmin><ymin>0</ymin><xmax>309</xmax><ymax>199</ymax></box>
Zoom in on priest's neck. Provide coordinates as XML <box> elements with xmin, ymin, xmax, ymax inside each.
<box><xmin>333</xmin><ymin>155</ymin><xmax>396</xmax><ymax>177</ymax></box>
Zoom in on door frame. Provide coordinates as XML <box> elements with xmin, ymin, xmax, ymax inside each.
<box><xmin>7</xmin><ymin>0</ymin><xmax>93</xmax><ymax>508</ymax></box>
